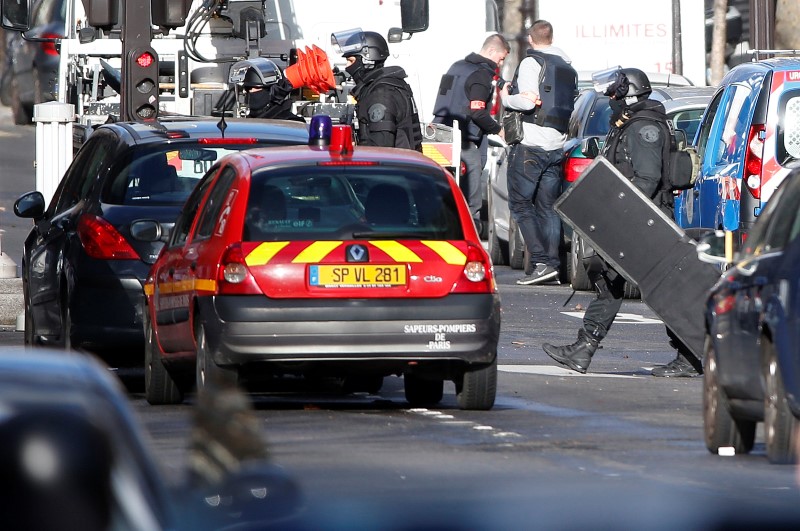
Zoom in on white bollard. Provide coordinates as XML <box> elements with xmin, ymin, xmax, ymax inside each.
<box><xmin>0</xmin><ymin>235</ymin><xmax>18</xmax><ymax>278</ymax></box>
<box><xmin>34</xmin><ymin>102</ymin><xmax>75</xmax><ymax>208</ymax></box>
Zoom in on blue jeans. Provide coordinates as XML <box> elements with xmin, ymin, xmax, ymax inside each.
<box><xmin>506</xmin><ymin>144</ymin><xmax>564</xmax><ymax>269</ymax></box>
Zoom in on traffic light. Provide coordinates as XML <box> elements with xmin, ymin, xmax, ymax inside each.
<box><xmin>124</xmin><ymin>47</ymin><xmax>159</xmax><ymax>122</ymax></box>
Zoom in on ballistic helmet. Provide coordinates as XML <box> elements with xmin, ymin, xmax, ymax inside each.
<box><xmin>229</xmin><ymin>58</ymin><xmax>283</xmax><ymax>89</ymax></box>
<box><xmin>620</xmin><ymin>68</ymin><xmax>652</xmax><ymax>98</ymax></box>
<box><xmin>332</xmin><ymin>28</ymin><xmax>390</xmax><ymax>67</ymax></box>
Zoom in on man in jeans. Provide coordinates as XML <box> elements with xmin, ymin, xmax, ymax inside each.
<box><xmin>501</xmin><ymin>20</ymin><xmax>577</xmax><ymax>285</ymax></box>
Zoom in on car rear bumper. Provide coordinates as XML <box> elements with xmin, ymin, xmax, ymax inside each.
<box><xmin>196</xmin><ymin>293</ymin><xmax>501</xmax><ymax>373</ymax></box>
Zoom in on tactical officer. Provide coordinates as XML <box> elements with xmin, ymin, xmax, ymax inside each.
<box><xmin>332</xmin><ymin>28</ymin><xmax>422</xmax><ymax>151</ymax></box>
<box><xmin>542</xmin><ymin>68</ymin><xmax>703</xmax><ymax>378</ymax></box>
<box><xmin>433</xmin><ymin>33</ymin><xmax>510</xmax><ymax>233</ymax></box>
<box><xmin>230</xmin><ymin>58</ymin><xmax>305</xmax><ymax>122</ymax></box>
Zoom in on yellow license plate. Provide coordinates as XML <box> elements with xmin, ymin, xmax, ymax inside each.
<box><xmin>309</xmin><ymin>265</ymin><xmax>406</xmax><ymax>287</ymax></box>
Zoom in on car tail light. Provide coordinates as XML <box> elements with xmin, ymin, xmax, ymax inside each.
<box><xmin>77</xmin><ymin>214</ymin><xmax>139</xmax><ymax>260</ymax></box>
<box><xmin>743</xmin><ymin>124</ymin><xmax>765</xmax><ymax>199</ymax></box>
<box><xmin>198</xmin><ymin>138</ymin><xmax>259</xmax><ymax>145</ymax></box>
<box><xmin>40</xmin><ymin>33</ymin><xmax>63</xmax><ymax>56</ymax></box>
<box><xmin>452</xmin><ymin>243</ymin><xmax>496</xmax><ymax>293</ymax></box>
<box><xmin>714</xmin><ymin>294</ymin><xmax>736</xmax><ymax>315</ymax></box>
<box><xmin>217</xmin><ymin>243</ymin><xmax>262</xmax><ymax>294</ymax></box>
<box><xmin>563</xmin><ymin>156</ymin><xmax>591</xmax><ymax>183</ymax></box>
<box><xmin>459</xmin><ymin>160</ymin><xmax>467</xmax><ymax>178</ymax></box>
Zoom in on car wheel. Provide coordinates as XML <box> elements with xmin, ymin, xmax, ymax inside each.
<box><xmin>763</xmin><ymin>339</ymin><xmax>798</xmax><ymax>464</ymax></box>
<box><xmin>195</xmin><ymin>322</ymin><xmax>238</xmax><ymax>394</ymax></box>
<box><xmin>703</xmin><ymin>334</ymin><xmax>755</xmax><ymax>454</ymax></box>
<box><xmin>508</xmin><ymin>217</ymin><xmax>525</xmax><ymax>270</ymax></box>
<box><xmin>623</xmin><ymin>282</ymin><xmax>641</xmax><ymax>300</ymax></box>
<box><xmin>144</xmin><ymin>312</ymin><xmax>184</xmax><ymax>405</ymax></box>
<box><xmin>10</xmin><ymin>75</ymin><xmax>33</xmax><ymax>125</ymax></box>
<box><xmin>456</xmin><ymin>358</ymin><xmax>497</xmax><ymax>411</ymax></box>
<box><xmin>404</xmin><ymin>373</ymin><xmax>443</xmax><ymax>406</ymax></box>
<box><xmin>569</xmin><ymin>234</ymin><xmax>591</xmax><ymax>291</ymax></box>
<box><xmin>487</xmin><ymin>192</ymin><xmax>508</xmax><ymax>266</ymax></box>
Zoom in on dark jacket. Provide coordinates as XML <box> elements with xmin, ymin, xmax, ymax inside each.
<box><xmin>602</xmin><ymin>98</ymin><xmax>671</xmax><ymax>209</ymax></box>
<box><xmin>352</xmin><ymin>66</ymin><xmax>423</xmax><ymax>151</ymax></box>
<box><xmin>432</xmin><ymin>52</ymin><xmax>501</xmax><ymax>143</ymax></box>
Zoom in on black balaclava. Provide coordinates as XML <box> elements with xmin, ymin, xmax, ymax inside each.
<box><xmin>247</xmin><ymin>88</ymin><xmax>272</xmax><ymax>113</ymax></box>
<box><xmin>345</xmin><ymin>55</ymin><xmax>369</xmax><ymax>84</ymax></box>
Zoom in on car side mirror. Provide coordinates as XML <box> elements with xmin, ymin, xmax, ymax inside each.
<box><xmin>696</xmin><ymin>230</ymin><xmax>734</xmax><ymax>265</ymax></box>
<box><xmin>14</xmin><ymin>191</ymin><xmax>46</xmax><ymax>220</ymax></box>
<box><xmin>581</xmin><ymin>137</ymin><xmax>600</xmax><ymax>159</ymax></box>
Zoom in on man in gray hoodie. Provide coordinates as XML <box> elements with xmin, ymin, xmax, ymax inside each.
<box><xmin>502</xmin><ymin>20</ymin><xmax>577</xmax><ymax>285</ymax></box>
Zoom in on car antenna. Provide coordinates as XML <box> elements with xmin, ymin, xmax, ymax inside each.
<box><xmin>212</xmin><ymin>109</ymin><xmax>228</xmax><ymax>138</ymax></box>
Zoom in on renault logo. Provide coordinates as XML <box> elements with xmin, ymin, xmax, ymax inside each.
<box><xmin>346</xmin><ymin>244</ymin><xmax>368</xmax><ymax>262</ymax></box>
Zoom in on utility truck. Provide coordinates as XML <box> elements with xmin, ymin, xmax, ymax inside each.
<box><xmin>2</xmin><ymin>0</ymin><xmax>500</xmax><ymax>172</ymax></box>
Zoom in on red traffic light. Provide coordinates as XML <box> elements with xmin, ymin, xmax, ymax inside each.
<box><xmin>135</xmin><ymin>51</ymin><xmax>155</xmax><ymax>68</ymax></box>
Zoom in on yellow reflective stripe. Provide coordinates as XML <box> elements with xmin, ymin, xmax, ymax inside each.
<box><xmin>143</xmin><ymin>284</ymin><xmax>154</xmax><ymax>296</ymax></box>
<box><xmin>293</xmin><ymin>241</ymin><xmax>342</xmax><ymax>263</ymax></box>
<box><xmin>246</xmin><ymin>241</ymin><xmax>290</xmax><ymax>266</ymax></box>
<box><xmin>194</xmin><ymin>279</ymin><xmax>217</xmax><ymax>292</ymax></box>
<box><xmin>422</xmin><ymin>241</ymin><xmax>466</xmax><ymax>265</ymax></box>
<box><xmin>370</xmin><ymin>240</ymin><xmax>422</xmax><ymax>262</ymax></box>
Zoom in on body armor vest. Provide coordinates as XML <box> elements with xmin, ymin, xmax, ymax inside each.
<box><xmin>515</xmin><ymin>50</ymin><xmax>577</xmax><ymax>134</ymax></box>
<box><xmin>432</xmin><ymin>59</ymin><xmax>495</xmax><ymax>142</ymax></box>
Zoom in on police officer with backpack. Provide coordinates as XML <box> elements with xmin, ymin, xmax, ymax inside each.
<box><xmin>332</xmin><ymin>29</ymin><xmax>423</xmax><ymax>151</ymax></box>
<box><xmin>542</xmin><ymin>67</ymin><xmax>703</xmax><ymax>378</ymax></box>
<box><xmin>432</xmin><ymin>34</ymin><xmax>510</xmax><ymax>234</ymax></box>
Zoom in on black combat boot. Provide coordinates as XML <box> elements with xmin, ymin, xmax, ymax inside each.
<box><xmin>542</xmin><ymin>328</ymin><xmax>599</xmax><ymax>374</ymax></box>
<box><xmin>651</xmin><ymin>352</ymin><xmax>702</xmax><ymax>377</ymax></box>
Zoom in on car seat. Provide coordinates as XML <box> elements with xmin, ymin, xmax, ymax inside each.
<box><xmin>365</xmin><ymin>183</ymin><xmax>410</xmax><ymax>225</ymax></box>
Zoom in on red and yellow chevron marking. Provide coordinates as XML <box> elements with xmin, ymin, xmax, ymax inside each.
<box><xmin>422</xmin><ymin>142</ymin><xmax>454</xmax><ymax>167</ymax></box>
<box><xmin>243</xmin><ymin>240</ymin><xmax>466</xmax><ymax>267</ymax></box>
<box><xmin>144</xmin><ymin>278</ymin><xmax>217</xmax><ymax>297</ymax></box>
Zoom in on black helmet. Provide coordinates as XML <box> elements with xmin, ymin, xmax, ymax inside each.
<box><xmin>229</xmin><ymin>58</ymin><xmax>283</xmax><ymax>89</ymax></box>
<box><xmin>332</xmin><ymin>28</ymin><xmax>389</xmax><ymax>67</ymax></box>
<box><xmin>620</xmin><ymin>68</ymin><xmax>651</xmax><ymax>98</ymax></box>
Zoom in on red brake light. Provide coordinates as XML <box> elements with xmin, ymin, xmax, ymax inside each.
<box><xmin>77</xmin><ymin>214</ymin><xmax>139</xmax><ymax>260</ymax></box>
<box><xmin>318</xmin><ymin>160</ymin><xmax>378</xmax><ymax>167</ymax></box>
<box><xmin>563</xmin><ymin>156</ymin><xmax>592</xmax><ymax>183</ymax></box>
<box><xmin>452</xmin><ymin>243</ymin><xmax>496</xmax><ymax>294</ymax></box>
<box><xmin>217</xmin><ymin>243</ymin><xmax>262</xmax><ymax>294</ymax></box>
<box><xmin>743</xmin><ymin>124</ymin><xmax>765</xmax><ymax>199</ymax></box>
<box><xmin>459</xmin><ymin>160</ymin><xmax>467</xmax><ymax>177</ymax></box>
<box><xmin>40</xmin><ymin>33</ymin><xmax>62</xmax><ymax>56</ymax></box>
<box><xmin>714</xmin><ymin>294</ymin><xmax>736</xmax><ymax>315</ymax></box>
<box><xmin>198</xmin><ymin>137</ymin><xmax>259</xmax><ymax>145</ymax></box>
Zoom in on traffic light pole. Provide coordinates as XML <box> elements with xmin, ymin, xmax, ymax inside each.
<box><xmin>121</xmin><ymin>0</ymin><xmax>157</xmax><ymax>122</ymax></box>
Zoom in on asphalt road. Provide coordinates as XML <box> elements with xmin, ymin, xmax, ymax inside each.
<box><xmin>1</xmin><ymin>105</ymin><xmax>799</xmax><ymax>529</ymax></box>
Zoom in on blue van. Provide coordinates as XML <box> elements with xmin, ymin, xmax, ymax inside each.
<box><xmin>675</xmin><ymin>57</ymin><xmax>800</xmax><ymax>243</ymax></box>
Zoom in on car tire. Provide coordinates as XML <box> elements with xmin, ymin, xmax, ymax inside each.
<box><xmin>456</xmin><ymin>358</ymin><xmax>497</xmax><ymax>411</ymax></box>
<box><xmin>508</xmin><ymin>217</ymin><xmax>525</xmax><ymax>270</ymax></box>
<box><xmin>195</xmin><ymin>322</ymin><xmax>238</xmax><ymax>394</ymax></box>
<box><xmin>569</xmin><ymin>234</ymin><xmax>591</xmax><ymax>291</ymax></box>
<box><xmin>623</xmin><ymin>282</ymin><xmax>641</xmax><ymax>300</ymax></box>
<box><xmin>487</xmin><ymin>191</ymin><xmax>508</xmax><ymax>266</ymax></box>
<box><xmin>10</xmin><ymin>74</ymin><xmax>33</xmax><ymax>125</ymax></box>
<box><xmin>404</xmin><ymin>374</ymin><xmax>443</xmax><ymax>406</ymax></box>
<box><xmin>703</xmin><ymin>334</ymin><xmax>756</xmax><ymax>454</ymax></box>
<box><xmin>763</xmin><ymin>339</ymin><xmax>798</xmax><ymax>464</ymax></box>
<box><xmin>144</xmin><ymin>311</ymin><xmax>184</xmax><ymax>405</ymax></box>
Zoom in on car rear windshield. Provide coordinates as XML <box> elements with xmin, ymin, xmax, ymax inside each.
<box><xmin>103</xmin><ymin>144</ymin><xmax>257</xmax><ymax>205</ymax></box>
<box><xmin>244</xmin><ymin>165</ymin><xmax>463</xmax><ymax>241</ymax></box>
<box><xmin>776</xmin><ymin>88</ymin><xmax>800</xmax><ymax>166</ymax></box>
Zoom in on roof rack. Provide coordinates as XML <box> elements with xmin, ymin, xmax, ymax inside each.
<box><xmin>748</xmin><ymin>49</ymin><xmax>800</xmax><ymax>61</ymax></box>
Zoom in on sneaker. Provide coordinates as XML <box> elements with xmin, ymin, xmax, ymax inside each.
<box><xmin>517</xmin><ymin>263</ymin><xmax>559</xmax><ymax>285</ymax></box>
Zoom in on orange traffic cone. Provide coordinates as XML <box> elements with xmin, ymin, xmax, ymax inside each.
<box><xmin>285</xmin><ymin>46</ymin><xmax>335</xmax><ymax>94</ymax></box>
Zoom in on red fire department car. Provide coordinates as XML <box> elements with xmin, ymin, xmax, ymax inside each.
<box><xmin>141</xmin><ymin>118</ymin><xmax>501</xmax><ymax>410</ymax></box>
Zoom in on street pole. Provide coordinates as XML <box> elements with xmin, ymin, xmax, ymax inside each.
<box><xmin>672</xmin><ymin>0</ymin><xmax>683</xmax><ymax>75</ymax></box>
<box><xmin>750</xmin><ymin>0</ymin><xmax>776</xmax><ymax>51</ymax></box>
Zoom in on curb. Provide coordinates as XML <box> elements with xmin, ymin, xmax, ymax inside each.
<box><xmin>0</xmin><ymin>277</ymin><xmax>23</xmax><ymax>327</ymax></box>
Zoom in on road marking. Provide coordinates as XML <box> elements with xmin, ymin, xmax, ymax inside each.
<box><xmin>500</xmin><ymin>365</ymin><xmax>641</xmax><ymax>379</ymax></box>
<box><xmin>562</xmin><ymin>311</ymin><xmax>663</xmax><ymax>324</ymax></box>
<box><xmin>407</xmin><ymin>409</ymin><xmax>522</xmax><ymax>438</ymax></box>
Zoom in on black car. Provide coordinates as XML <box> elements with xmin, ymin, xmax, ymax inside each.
<box><xmin>0</xmin><ymin>346</ymin><xmax>302</xmax><ymax>530</ymax></box>
<box><xmin>14</xmin><ymin>117</ymin><xmax>308</xmax><ymax>366</ymax></box>
<box><xmin>699</xmin><ymin>169</ymin><xmax>800</xmax><ymax>464</ymax></box>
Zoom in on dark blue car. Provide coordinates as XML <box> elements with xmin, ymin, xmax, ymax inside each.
<box><xmin>700</xmin><ymin>168</ymin><xmax>800</xmax><ymax>464</ymax></box>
